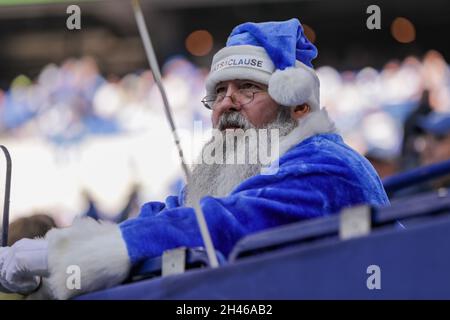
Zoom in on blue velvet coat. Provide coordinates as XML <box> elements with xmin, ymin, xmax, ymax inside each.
<box><xmin>119</xmin><ymin>133</ymin><xmax>389</xmax><ymax>265</ymax></box>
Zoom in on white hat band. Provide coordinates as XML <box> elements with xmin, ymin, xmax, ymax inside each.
<box><xmin>211</xmin><ymin>54</ymin><xmax>275</xmax><ymax>74</ymax></box>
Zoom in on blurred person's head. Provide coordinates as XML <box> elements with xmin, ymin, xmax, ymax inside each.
<box><xmin>60</xmin><ymin>58</ymin><xmax>78</xmax><ymax>74</ymax></box>
<box><xmin>316</xmin><ymin>66</ymin><xmax>342</xmax><ymax>115</ymax></box>
<box><xmin>417</xmin><ymin>112</ymin><xmax>450</xmax><ymax>165</ymax></box>
<box><xmin>7</xmin><ymin>214</ymin><xmax>57</xmax><ymax>246</ymax></box>
<box><xmin>162</xmin><ymin>56</ymin><xmax>196</xmax><ymax>78</ymax></box>
<box><xmin>420</xmin><ymin>132</ymin><xmax>450</xmax><ymax>166</ymax></box>
<box><xmin>185</xmin><ymin>19</ymin><xmax>329</xmax><ymax>206</ymax></box>
<box><xmin>365</xmin><ymin>154</ymin><xmax>398</xmax><ymax>178</ymax></box>
<box><xmin>417</xmin><ymin>112</ymin><xmax>450</xmax><ymax>188</ymax></box>
<box><xmin>80</xmin><ymin>56</ymin><xmax>100</xmax><ymax>76</ymax></box>
<box><xmin>422</xmin><ymin>50</ymin><xmax>448</xmax><ymax>90</ymax></box>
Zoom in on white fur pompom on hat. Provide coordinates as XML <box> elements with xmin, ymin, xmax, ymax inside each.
<box><xmin>268</xmin><ymin>62</ymin><xmax>320</xmax><ymax>110</ymax></box>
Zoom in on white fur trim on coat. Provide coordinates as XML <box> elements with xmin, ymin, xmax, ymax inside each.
<box><xmin>268</xmin><ymin>61</ymin><xmax>320</xmax><ymax>110</ymax></box>
<box><xmin>261</xmin><ymin>108</ymin><xmax>337</xmax><ymax>175</ymax></box>
<box><xmin>28</xmin><ymin>218</ymin><xmax>131</xmax><ymax>300</ymax></box>
<box><xmin>279</xmin><ymin>108</ymin><xmax>337</xmax><ymax>157</ymax></box>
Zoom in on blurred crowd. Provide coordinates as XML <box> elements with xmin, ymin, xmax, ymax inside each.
<box><xmin>1</xmin><ymin>51</ymin><xmax>449</xmax><ymax>165</ymax></box>
<box><xmin>0</xmin><ymin>50</ymin><xmax>450</xmax><ymax>225</ymax></box>
<box><xmin>318</xmin><ymin>50</ymin><xmax>450</xmax><ymax>171</ymax></box>
<box><xmin>0</xmin><ymin>56</ymin><xmax>209</xmax><ymax>144</ymax></box>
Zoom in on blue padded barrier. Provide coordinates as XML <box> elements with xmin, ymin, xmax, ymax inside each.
<box><xmin>383</xmin><ymin>159</ymin><xmax>450</xmax><ymax>194</ymax></box>
<box><xmin>76</xmin><ymin>189</ymin><xmax>450</xmax><ymax>299</ymax></box>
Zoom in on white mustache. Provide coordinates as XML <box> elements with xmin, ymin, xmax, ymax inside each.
<box><xmin>217</xmin><ymin>112</ymin><xmax>253</xmax><ymax>131</ymax></box>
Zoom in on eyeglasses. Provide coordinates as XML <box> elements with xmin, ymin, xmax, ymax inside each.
<box><xmin>201</xmin><ymin>89</ymin><xmax>265</xmax><ymax>110</ymax></box>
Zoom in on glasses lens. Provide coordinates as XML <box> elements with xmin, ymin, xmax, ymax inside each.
<box><xmin>202</xmin><ymin>90</ymin><xmax>261</xmax><ymax>109</ymax></box>
<box><xmin>234</xmin><ymin>89</ymin><xmax>255</xmax><ymax>105</ymax></box>
<box><xmin>202</xmin><ymin>95</ymin><xmax>222</xmax><ymax>109</ymax></box>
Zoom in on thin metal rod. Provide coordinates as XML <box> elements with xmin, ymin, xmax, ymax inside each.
<box><xmin>131</xmin><ymin>0</ymin><xmax>219</xmax><ymax>268</ymax></box>
<box><xmin>131</xmin><ymin>0</ymin><xmax>190</xmax><ymax>180</ymax></box>
<box><xmin>1</xmin><ymin>145</ymin><xmax>11</xmax><ymax>247</ymax></box>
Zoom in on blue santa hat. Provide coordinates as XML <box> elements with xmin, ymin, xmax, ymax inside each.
<box><xmin>205</xmin><ymin>18</ymin><xmax>321</xmax><ymax>111</ymax></box>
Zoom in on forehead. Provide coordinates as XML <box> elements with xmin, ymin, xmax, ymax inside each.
<box><xmin>215</xmin><ymin>79</ymin><xmax>266</xmax><ymax>88</ymax></box>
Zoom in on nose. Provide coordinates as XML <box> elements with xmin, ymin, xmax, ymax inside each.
<box><xmin>222</xmin><ymin>97</ymin><xmax>241</xmax><ymax>113</ymax></box>
<box><xmin>212</xmin><ymin>82</ymin><xmax>242</xmax><ymax>127</ymax></box>
<box><xmin>216</xmin><ymin>84</ymin><xmax>241</xmax><ymax>113</ymax></box>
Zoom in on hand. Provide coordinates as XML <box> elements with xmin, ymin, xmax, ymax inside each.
<box><xmin>0</xmin><ymin>239</ymin><xmax>49</xmax><ymax>294</ymax></box>
<box><xmin>0</xmin><ymin>271</ymin><xmax>40</xmax><ymax>294</ymax></box>
<box><xmin>0</xmin><ymin>247</ymin><xmax>13</xmax><ymax>293</ymax></box>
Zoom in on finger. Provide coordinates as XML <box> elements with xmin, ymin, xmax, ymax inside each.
<box><xmin>0</xmin><ymin>281</ymin><xmax>13</xmax><ymax>293</ymax></box>
<box><xmin>0</xmin><ymin>247</ymin><xmax>11</xmax><ymax>263</ymax></box>
<box><xmin>0</xmin><ymin>249</ymin><xmax>8</xmax><ymax>271</ymax></box>
<box><xmin>0</xmin><ymin>275</ymin><xmax>38</xmax><ymax>294</ymax></box>
<box><xmin>4</xmin><ymin>259</ymin><xmax>20</xmax><ymax>284</ymax></box>
<box><xmin>0</xmin><ymin>253</ymin><xmax>11</xmax><ymax>279</ymax></box>
<box><xmin>12</xmin><ymin>275</ymin><xmax>40</xmax><ymax>294</ymax></box>
<box><xmin>0</xmin><ymin>276</ymin><xmax>16</xmax><ymax>293</ymax></box>
<box><xmin>1</xmin><ymin>250</ymin><xmax>17</xmax><ymax>280</ymax></box>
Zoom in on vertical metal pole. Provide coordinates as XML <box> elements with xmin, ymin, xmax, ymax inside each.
<box><xmin>1</xmin><ymin>145</ymin><xmax>12</xmax><ymax>247</ymax></box>
<box><xmin>131</xmin><ymin>0</ymin><xmax>219</xmax><ymax>268</ymax></box>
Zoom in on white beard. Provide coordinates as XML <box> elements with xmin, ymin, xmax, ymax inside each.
<box><xmin>185</xmin><ymin>152</ymin><xmax>262</xmax><ymax>207</ymax></box>
<box><xmin>184</xmin><ymin>109</ymin><xmax>296</xmax><ymax>207</ymax></box>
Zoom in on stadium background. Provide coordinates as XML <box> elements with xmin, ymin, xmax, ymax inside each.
<box><xmin>0</xmin><ymin>0</ymin><xmax>449</xmax><ymax>227</ymax></box>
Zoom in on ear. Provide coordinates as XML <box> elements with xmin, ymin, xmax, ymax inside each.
<box><xmin>291</xmin><ymin>103</ymin><xmax>310</xmax><ymax>120</ymax></box>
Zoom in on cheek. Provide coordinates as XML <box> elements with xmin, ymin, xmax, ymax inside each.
<box><xmin>244</xmin><ymin>103</ymin><xmax>279</xmax><ymax>127</ymax></box>
<box><xmin>211</xmin><ymin>110</ymin><xmax>220</xmax><ymax>126</ymax></box>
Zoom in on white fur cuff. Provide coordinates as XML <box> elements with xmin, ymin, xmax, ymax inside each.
<box><xmin>29</xmin><ymin>218</ymin><xmax>131</xmax><ymax>300</ymax></box>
